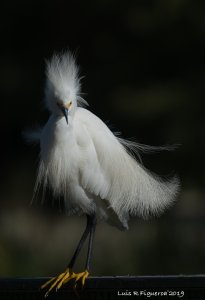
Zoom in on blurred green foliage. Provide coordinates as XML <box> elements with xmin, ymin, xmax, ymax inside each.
<box><xmin>0</xmin><ymin>0</ymin><xmax>205</xmax><ymax>277</ymax></box>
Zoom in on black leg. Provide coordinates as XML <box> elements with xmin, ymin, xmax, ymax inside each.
<box><xmin>85</xmin><ymin>214</ymin><xmax>97</xmax><ymax>271</ymax></box>
<box><xmin>41</xmin><ymin>214</ymin><xmax>97</xmax><ymax>295</ymax></box>
<box><xmin>68</xmin><ymin>214</ymin><xmax>94</xmax><ymax>269</ymax></box>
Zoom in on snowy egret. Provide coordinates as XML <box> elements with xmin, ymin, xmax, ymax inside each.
<box><xmin>30</xmin><ymin>51</ymin><xmax>179</xmax><ymax>296</ymax></box>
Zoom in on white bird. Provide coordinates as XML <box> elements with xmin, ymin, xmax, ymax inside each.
<box><xmin>30</xmin><ymin>51</ymin><xmax>179</xmax><ymax>296</ymax></box>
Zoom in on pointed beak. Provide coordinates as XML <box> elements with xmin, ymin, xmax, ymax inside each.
<box><xmin>61</xmin><ymin>107</ymin><xmax>68</xmax><ymax>124</ymax></box>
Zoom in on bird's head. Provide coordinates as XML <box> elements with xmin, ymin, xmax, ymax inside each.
<box><xmin>44</xmin><ymin>51</ymin><xmax>87</xmax><ymax>124</ymax></box>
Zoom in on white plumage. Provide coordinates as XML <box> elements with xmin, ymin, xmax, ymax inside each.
<box><xmin>33</xmin><ymin>51</ymin><xmax>179</xmax><ymax>230</ymax></box>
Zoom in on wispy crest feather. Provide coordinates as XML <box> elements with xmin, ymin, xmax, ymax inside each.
<box><xmin>46</xmin><ymin>51</ymin><xmax>80</xmax><ymax>94</ymax></box>
<box><xmin>45</xmin><ymin>51</ymin><xmax>87</xmax><ymax>110</ymax></box>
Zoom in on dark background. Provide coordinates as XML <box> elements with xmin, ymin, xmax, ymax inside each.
<box><xmin>0</xmin><ymin>0</ymin><xmax>205</xmax><ymax>277</ymax></box>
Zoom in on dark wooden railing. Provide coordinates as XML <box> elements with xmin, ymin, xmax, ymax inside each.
<box><xmin>0</xmin><ymin>275</ymin><xmax>205</xmax><ymax>299</ymax></box>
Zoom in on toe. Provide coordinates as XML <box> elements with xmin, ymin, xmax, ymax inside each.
<box><xmin>75</xmin><ymin>270</ymin><xmax>89</xmax><ymax>287</ymax></box>
<box><xmin>41</xmin><ymin>277</ymin><xmax>56</xmax><ymax>290</ymax></box>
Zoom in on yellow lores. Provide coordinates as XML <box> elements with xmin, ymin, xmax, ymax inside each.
<box><xmin>64</xmin><ymin>101</ymin><xmax>72</xmax><ymax>110</ymax></box>
<box><xmin>41</xmin><ymin>269</ymin><xmax>89</xmax><ymax>296</ymax></box>
<box><xmin>57</xmin><ymin>100</ymin><xmax>72</xmax><ymax>109</ymax></box>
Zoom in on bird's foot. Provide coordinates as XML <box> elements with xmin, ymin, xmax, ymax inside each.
<box><xmin>41</xmin><ymin>268</ymin><xmax>89</xmax><ymax>297</ymax></box>
<box><xmin>71</xmin><ymin>270</ymin><xmax>89</xmax><ymax>289</ymax></box>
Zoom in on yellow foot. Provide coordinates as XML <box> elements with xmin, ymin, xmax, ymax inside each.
<box><xmin>72</xmin><ymin>270</ymin><xmax>89</xmax><ymax>289</ymax></box>
<box><xmin>41</xmin><ymin>268</ymin><xmax>89</xmax><ymax>297</ymax></box>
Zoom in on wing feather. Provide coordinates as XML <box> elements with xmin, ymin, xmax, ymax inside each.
<box><xmin>77</xmin><ymin>108</ymin><xmax>179</xmax><ymax>222</ymax></box>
